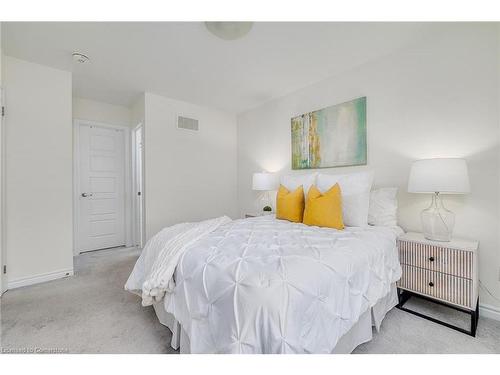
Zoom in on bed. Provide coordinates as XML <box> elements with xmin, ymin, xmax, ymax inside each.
<box><xmin>126</xmin><ymin>214</ymin><xmax>402</xmax><ymax>354</ymax></box>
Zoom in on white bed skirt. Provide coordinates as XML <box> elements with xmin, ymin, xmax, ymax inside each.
<box><xmin>152</xmin><ymin>283</ymin><xmax>398</xmax><ymax>354</ymax></box>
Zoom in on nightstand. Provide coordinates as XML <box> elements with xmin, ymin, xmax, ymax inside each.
<box><xmin>396</xmin><ymin>232</ymin><xmax>479</xmax><ymax>336</ymax></box>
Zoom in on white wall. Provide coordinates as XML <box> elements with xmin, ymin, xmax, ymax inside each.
<box><xmin>130</xmin><ymin>94</ymin><xmax>145</xmax><ymax>126</ymax></box>
<box><xmin>237</xmin><ymin>24</ymin><xmax>500</xmax><ymax>310</ymax></box>
<box><xmin>144</xmin><ymin>92</ymin><xmax>238</xmax><ymax>239</ymax></box>
<box><xmin>73</xmin><ymin>97</ymin><xmax>131</xmax><ymax>127</ymax></box>
<box><xmin>4</xmin><ymin>56</ymin><xmax>73</xmax><ymax>286</ymax></box>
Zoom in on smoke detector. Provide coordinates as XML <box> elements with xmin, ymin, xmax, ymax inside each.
<box><xmin>72</xmin><ymin>52</ymin><xmax>90</xmax><ymax>64</ymax></box>
<box><xmin>205</xmin><ymin>22</ymin><xmax>253</xmax><ymax>40</ymax></box>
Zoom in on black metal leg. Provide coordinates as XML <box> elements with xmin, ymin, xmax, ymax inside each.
<box><xmin>470</xmin><ymin>299</ymin><xmax>479</xmax><ymax>337</ymax></box>
<box><xmin>470</xmin><ymin>311</ymin><xmax>476</xmax><ymax>337</ymax></box>
<box><xmin>397</xmin><ymin>290</ymin><xmax>478</xmax><ymax>337</ymax></box>
<box><xmin>397</xmin><ymin>288</ymin><xmax>411</xmax><ymax>307</ymax></box>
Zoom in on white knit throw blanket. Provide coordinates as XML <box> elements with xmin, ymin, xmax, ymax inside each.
<box><xmin>125</xmin><ymin>216</ymin><xmax>232</xmax><ymax>306</ymax></box>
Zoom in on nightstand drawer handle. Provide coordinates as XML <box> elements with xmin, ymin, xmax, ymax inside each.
<box><xmin>429</xmin><ymin>256</ymin><xmax>435</xmax><ymax>262</ymax></box>
<box><xmin>428</xmin><ymin>281</ymin><xmax>434</xmax><ymax>287</ymax></box>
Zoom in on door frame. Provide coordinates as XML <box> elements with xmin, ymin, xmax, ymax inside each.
<box><xmin>0</xmin><ymin>87</ymin><xmax>6</xmax><ymax>295</ymax></box>
<box><xmin>131</xmin><ymin>123</ymin><xmax>145</xmax><ymax>248</ymax></box>
<box><xmin>73</xmin><ymin>119</ymin><xmax>134</xmax><ymax>255</ymax></box>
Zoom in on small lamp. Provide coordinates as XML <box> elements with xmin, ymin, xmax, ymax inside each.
<box><xmin>252</xmin><ymin>172</ymin><xmax>278</xmax><ymax>213</ymax></box>
<box><xmin>408</xmin><ymin>158</ymin><xmax>470</xmax><ymax>241</ymax></box>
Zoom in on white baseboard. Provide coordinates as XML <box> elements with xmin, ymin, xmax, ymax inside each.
<box><xmin>7</xmin><ymin>268</ymin><xmax>74</xmax><ymax>290</ymax></box>
<box><xmin>479</xmin><ymin>303</ymin><xmax>500</xmax><ymax>322</ymax></box>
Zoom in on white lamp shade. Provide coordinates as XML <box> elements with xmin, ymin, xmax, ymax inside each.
<box><xmin>252</xmin><ymin>172</ymin><xmax>278</xmax><ymax>191</ymax></box>
<box><xmin>408</xmin><ymin>158</ymin><xmax>470</xmax><ymax>194</ymax></box>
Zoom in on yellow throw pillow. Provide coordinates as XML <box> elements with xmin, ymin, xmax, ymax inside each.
<box><xmin>303</xmin><ymin>184</ymin><xmax>344</xmax><ymax>230</ymax></box>
<box><xmin>276</xmin><ymin>185</ymin><xmax>305</xmax><ymax>223</ymax></box>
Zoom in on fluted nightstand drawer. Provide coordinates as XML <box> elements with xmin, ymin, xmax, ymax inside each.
<box><xmin>398</xmin><ymin>239</ymin><xmax>474</xmax><ymax>279</ymax></box>
<box><xmin>397</xmin><ymin>265</ymin><xmax>474</xmax><ymax>309</ymax></box>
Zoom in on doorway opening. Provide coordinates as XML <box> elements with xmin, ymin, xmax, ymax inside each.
<box><xmin>73</xmin><ymin>120</ymin><xmax>133</xmax><ymax>254</ymax></box>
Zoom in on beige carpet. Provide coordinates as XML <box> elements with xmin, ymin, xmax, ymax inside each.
<box><xmin>1</xmin><ymin>247</ymin><xmax>499</xmax><ymax>354</ymax></box>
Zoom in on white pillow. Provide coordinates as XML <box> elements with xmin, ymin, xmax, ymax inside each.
<box><xmin>368</xmin><ymin>187</ymin><xmax>398</xmax><ymax>227</ymax></box>
<box><xmin>280</xmin><ymin>173</ymin><xmax>317</xmax><ymax>196</ymax></box>
<box><xmin>317</xmin><ymin>171</ymin><xmax>374</xmax><ymax>227</ymax></box>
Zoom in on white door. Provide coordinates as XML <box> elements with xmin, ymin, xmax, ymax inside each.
<box><xmin>77</xmin><ymin>123</ymin><xmax>126</xmax><ymax>252</ymax></box>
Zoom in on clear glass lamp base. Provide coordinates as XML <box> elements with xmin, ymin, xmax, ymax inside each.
<box><xmin>421</xmin><ymin>193</ymin><xmax>455</xmax><ymax>242</ymax></box>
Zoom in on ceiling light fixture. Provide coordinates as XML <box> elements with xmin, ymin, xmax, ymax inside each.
<box><xmin>72</xmin><ymin>52</ymin><xmax>90</xmax><ymax>64</ymax></box>
<box><xmin>205</xmin><ymin>22</ymin><xmax>253</xmax><ymax>41</ymax></box>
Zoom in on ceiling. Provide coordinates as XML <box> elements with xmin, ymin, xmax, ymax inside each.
<box><xmin>2</xmin><ymin>22</ymin><xmax>446</xmax><ymax>114</ymax></box>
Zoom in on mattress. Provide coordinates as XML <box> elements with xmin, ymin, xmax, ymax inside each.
<box><xmin>157</xmin><ymin>215</ymin><xmax>402</xmax><ymax>353</ymax></box>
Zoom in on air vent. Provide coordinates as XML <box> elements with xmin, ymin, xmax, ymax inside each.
<box><xmin>177</xmin><ymin>115</ymin><xmax>199</xmax><ymax>131</ymax></box>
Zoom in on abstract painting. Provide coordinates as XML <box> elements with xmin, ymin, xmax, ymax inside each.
<box><xmin>291</xmin><ymin>97</ymin><xmax>367</xmax><ymax>170</ymax></box>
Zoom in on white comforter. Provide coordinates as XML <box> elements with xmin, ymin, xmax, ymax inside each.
<box><xmin>126</xmin><ymin>216</ymin><xmax>232</xmax><ymax>306</ymax></box>
<box><xmin>127</xmin><ymin>215</ymin><xmax>402</xmax><ymax>354</ymax></box>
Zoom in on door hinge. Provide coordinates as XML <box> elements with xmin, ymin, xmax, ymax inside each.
<box><xmin>3</xmin><ymin>265</ymin><xmax>6</xmax><ymax>274</ymax></box>
<box><xmin>137</xmin><ymin>192</ymin><xmax>141</xmax><ymax>196</ymax></box>
<box><xmin>1</xmin><ymin>106</ymin><xmax>4</xmax><ymax>117</ymax></box>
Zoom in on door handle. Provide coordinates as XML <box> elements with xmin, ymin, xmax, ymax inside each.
<box><xmin>81</xmin><ymin>193</ymin><xmax>93</xmax><ymax>197</ymax></box>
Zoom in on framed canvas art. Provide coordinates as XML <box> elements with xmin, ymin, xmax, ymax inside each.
<box><xmin>291</xmin><ymin>97</ymin><xmax>367</xmax><ymax>169</ymax></box>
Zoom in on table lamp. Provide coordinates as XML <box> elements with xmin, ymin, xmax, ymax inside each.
<box><xmin>252</xmin><ymin>172</ymin><xmax>278</xmax><ymax>213</ymax></box>
<box><xmin>408</xmin><ymin>158</ymin><xmax>470</xmax><ymax>241</ymax></box>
